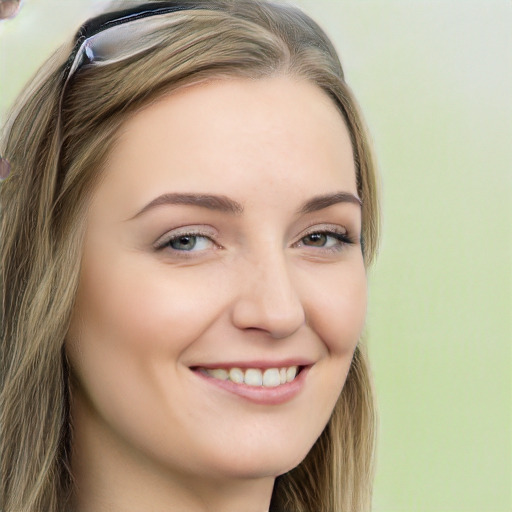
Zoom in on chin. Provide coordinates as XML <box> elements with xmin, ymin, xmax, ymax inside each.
<box><xmin>196</xmin><ymin>436</ymin><xmax>316</xmax><ymax>481</ymax></box>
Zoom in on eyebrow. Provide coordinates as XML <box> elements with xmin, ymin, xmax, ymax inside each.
<box><xmin>297</xmin><ymin>192</ymin><xmax>362</xmax><ymax>214</ymax></box>
<box><xmin>129</xmin><ymin>191</ymin><xmax>361</xmax><ymax>220</ymax></box>
<box><xmin>129</xmin><ymin>193</ymin><xmax>244</xmax><ymax>219</ymax></box>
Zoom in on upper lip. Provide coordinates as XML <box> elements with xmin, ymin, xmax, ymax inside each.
<box><xmin>191</xmin><ymin>359</ymin><xmax>314</xmax><ymax>370</ymax></box>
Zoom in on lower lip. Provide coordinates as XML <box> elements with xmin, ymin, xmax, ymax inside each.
<box><xmin>192</xmin><ymin>367</ymin><xmax>310</xmax><ymax>405</ymax></box>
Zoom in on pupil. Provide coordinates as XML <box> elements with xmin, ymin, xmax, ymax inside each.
<box><xmin>306</xmin><ymin>233</ymin><xmax>326</xmax><ymax>246</ymax></box>
<box><xmin>171</xmin><ymin>235</ymin><xmax>196</xmax><ymax>250</ymax></box>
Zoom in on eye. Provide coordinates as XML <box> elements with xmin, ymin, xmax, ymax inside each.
<box><xmin>302</xmin><ymin>232</ymin><xmax>336</xmax><ymax>248</ymax></box>
<box><xmin>297</xmin><ymin>229</ymin><xmax>354</xmax><ymax>252</ymax></box>
<box><xmin>155</xmin><ymin>231</ymin><xmax>217</xmax><ymax>253</ymax></box>
<box><xmin>168</xmin><ymin>234</ymin><xmax>211</xmax><ymax>251</ymax></box>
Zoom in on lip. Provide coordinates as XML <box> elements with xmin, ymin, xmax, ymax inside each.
<box><xmin>191</xmin><ymin>358</ymin><xmax>314</xmax><ymax>370</ymax></box>
<box><xmin>191</xmin><ymin>364</ymin><xmax>311</xmax><ymax>405</ymax></box>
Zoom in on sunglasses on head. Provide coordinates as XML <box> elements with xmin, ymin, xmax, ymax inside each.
<box><xmin>63</xmin><ymin>2</ymin><xmax>203</xmax><ymax>87</ymax></box>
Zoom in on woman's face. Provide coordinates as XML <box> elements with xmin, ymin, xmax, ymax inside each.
<box><xmin>67</xmin><ymin>76</ymin><xmax>366</xmax><ymax>488</ymax></box>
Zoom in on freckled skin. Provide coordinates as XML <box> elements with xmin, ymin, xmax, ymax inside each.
<box><xmin>66</xmin><ymin>77</ymin><xmax>367</xmax><ymax>512</ymax></box>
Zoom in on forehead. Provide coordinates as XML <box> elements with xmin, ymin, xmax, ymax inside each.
<box><xmin>93</xmin><ymin>76</ymin><xmax>357</xmax><ymax>218</ymax></box>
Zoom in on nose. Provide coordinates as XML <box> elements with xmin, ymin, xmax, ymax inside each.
<box><xmin>230</xmin><ymin>252</ymin><xmax>306</xmax><ymax>339</ymax></box>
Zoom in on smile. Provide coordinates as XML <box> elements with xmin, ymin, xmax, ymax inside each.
<box><xmin>192</xmin><ymin>363</ymin><xmax>311</xmax><ymax>405</ymax></box>
<box><xmin>198</xmin><ymin>366</ymin><xmax>300</xmax><ymax>387</ymax></box>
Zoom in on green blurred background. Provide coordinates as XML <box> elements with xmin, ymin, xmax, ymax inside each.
<box><xmin>1</xmin><ymin>1</ymin><xmax>510</xmax><ymax>510</ymax></box>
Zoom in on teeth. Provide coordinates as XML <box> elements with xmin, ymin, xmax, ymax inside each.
<box><xmin>203</xmin><ymin>366</ymin><xmax>300</xmax><ymax>387</ymax></box>
<box><xmin>229</xmin><ymin>368</ymin><xmax>244</xmax><ymax>384</ymax></box>
<box><xmin>207</xmin><ymin>368</ymin><xmax>229</xmax><ymax>380</ymax></box>
<box><xmin>286</xmin><ymin>366</ymin><xmax>297</xmax><ymax>383</ymax></box>
<box><xmin>263</xmin><ymin>368</ymin><xmax>281</xmax><ymax>387</ymax></box>
<box><xmin>244</xmin><ymin>368</ymin><xmax>263</xmax><ymax>386</ymax></box>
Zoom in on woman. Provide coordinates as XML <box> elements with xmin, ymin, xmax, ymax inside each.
<box><xmin>0</xmin><ymin>1</ymin><xmax>379</xmax><ymax>511</ymax></box>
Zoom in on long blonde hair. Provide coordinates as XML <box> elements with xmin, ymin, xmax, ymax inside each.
<box><xmin>0</xmin><ymin>1</ymin><xmax>379</xmax><ymax>511</ymax></box>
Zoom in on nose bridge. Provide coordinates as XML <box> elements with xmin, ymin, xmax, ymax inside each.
<box><xmin>231</xmin><ymin>245</ymin><xmax>306</xmax><ymax>338</ymax></box>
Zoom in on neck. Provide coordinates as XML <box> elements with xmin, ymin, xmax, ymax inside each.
<box><xmin>72</xmin><ymin>469</ymin><xmax>274</xmax><ymax>512</ymax></box>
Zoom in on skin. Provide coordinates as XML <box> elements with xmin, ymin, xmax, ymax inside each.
<box><xmin>67</xmin><ymin>76</ymin><xmax>367</xmax><ymax>512</ymax></box>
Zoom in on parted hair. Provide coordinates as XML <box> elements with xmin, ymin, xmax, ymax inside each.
<box><xmin>0</xmin><ymin>1</ymin><xmax>379</xmax><ymax>511</ymax></box>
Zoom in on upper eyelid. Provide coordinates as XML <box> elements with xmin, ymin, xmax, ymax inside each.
<box><xmin>153</xmin><ymin>222</ymin><xmax>356</xmax><ymax>249</ymax></box>
<box><xmin>153</xmin><ymin>230</ymin><xmax>218</xmax><ymax>251</ymax></box>
<box><xmin>293</xmin><ymin>230</ymin><xmax>353</xmax><ymax>248</ymax></box>
<box><xmin>294</xmin><ymin>223</ymin><xmax>351</xmax><ymax>243</ymax></box>
<box><xmin>155</xmin><ymin>225</ymin><xmax>347</xmax><ymax>240</ymax></box>
<box><xmin>299</xmin><ymin>223</ymin><xmax>348</xmax><ymax>236</ymax></box>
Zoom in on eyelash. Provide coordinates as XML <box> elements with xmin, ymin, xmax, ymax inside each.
<box><xmin>155</xmin><ymin>229</ymin><xmax>216</xmax><ymax>254</ymax></box>
<box><xmin>155</xmin><ymin>227</ymin><xmax>356</xmax><ymax>257</ymax></box>
<box><xmin>296</xmin><ymin>228</ymin><xmax>355</xmax><ymax>253</ymax></box>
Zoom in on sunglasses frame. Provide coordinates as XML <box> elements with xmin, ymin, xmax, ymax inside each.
<box><xmin>62</xmin><ymin>2</ymin><xmax>200</xmax><ymax>85</ymax></box>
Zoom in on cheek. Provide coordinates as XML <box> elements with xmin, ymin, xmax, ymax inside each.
<box><xmin>65</xmin><ymin>255</ymin><xmax>224</xmax><ymax>451</ymax></box>
<box><xmin>301</xmin><ymin>258</ymin><xmax>367</xmax><ymax>356</ymax></box>
<box><xmin>68</xmin><ymin>255</ymin><xmax>218</xmax><ymax>360</ymax></box>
